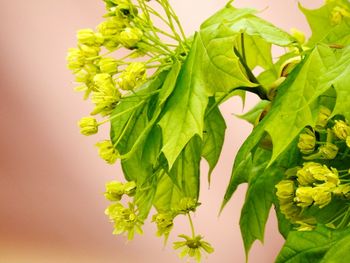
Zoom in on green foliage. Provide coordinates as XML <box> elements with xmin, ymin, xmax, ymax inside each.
<box><xmin>71</xmin><ymin>0</ymin><xmax>350</xmax><ymax>262</ymax></box>
<box><xmin>276</xmin><ymin>226</ymin><xmax>350</xmax><ymax>263</ymax></box>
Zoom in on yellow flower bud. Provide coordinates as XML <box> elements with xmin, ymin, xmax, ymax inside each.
<box><xmin>123</xmin><ymin>181</ymin><xmax>137</xmax><ymax>196</ymax></box>
<box><xmin>96</xmin><ymin>140</ymin><xmax>119</xmax><ymax>164</ymax></box>
<box><xmin>117</xmin><ymin>62</ymin><xmax>146</xmax><ymax>90</ymax></box>
<box><xmin>294</xmin><ymin>187</ymin><xmax>314</xmax><ymax>207</ymax></box>
<box><xmin>80</xmin><ymin>44</ymin><xmax>100</xmax><ymax>57</ymax></box>
<box><xmin>290</xmin><ymin>28</ymin><xmax>305</xmax><ymax>45</ymax></box>
<box><xmin>276</xmin><ymin>180</ymin><xmax>295</xmax><ymax>202</ymax></box>
<box><xmin>99</xmin><ymin>57</ymin><xmax>118</xmax><ymax>75</ymax></box>
<box><xmin>104</xmin><ymin>181</ymin><xmax>125</xmax><ymax>201</ymax></box>
<box><xmin>330</xmin><ymin>6</ymin><xmax>350</xmax><ymax>25</ymax></box>
<box><xmin>316</xmin><ymin>106</ymin><xmax>331</xmax><ymax>130</ymax></box>
<box><xmin>333</xmin><ymin>120</ymin><xmax>350</xmax><ymax>140</ymax></box>
<box><xmin>312</xmin><ymin>185</ymin><xmax>332</xmax><ymax>208</ymax></box>
<box><xmin>296</xmin><ymin>162</ymin><xmax>318</xmax><ymax>186</ymax></box>
<box><xmin>77</xmin><ymin>29</ymin><xmax>102</xmax><ymax>46</ymax></box>
<box><xmin>98</xmin><ymin>18</ymin><xmax>125</xmax><ymax>37</ymax></box>
<box><xmin>91</xmin><ymin>73</ymin><xmax>121</xmax><ymax>116</ymax></box>
<box><xmin>78</xmin><ymin>116</ymin><xmax>98</xmax><ymax>136</ymax></box>
<box><xmin>66</xmin><ymin>48</ymin><xmax>85</xmax><ymax>72</ymax></box>
<box><xmin>119</xmin><ymin>27</ymin><xmax>143</xmax><ymax>48</ymax></box>
<box><xmin>333</xmin><ymin>184</ymin><xmax>350</xmax><ymax>197</ymax></box>
<box><xmin>295</xmin><ymin>221</ymin><xmax>315</xmax><ymax>231</ymax></box>
<box><xmin>298</xmin><ymin>128</ymin><xmax>316</xmax><ymax>154</ymax></box>
<box><xmin>319</xmin><ymin>142</ymin><xmax>339</xmax><ymax>159</ymax></box>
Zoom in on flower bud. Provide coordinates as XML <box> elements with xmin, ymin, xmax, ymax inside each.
<box><xmin>104</xmin><ymin>181</ymin><xmax>125</xmax><ymax>201</ymax></box>
<box><xmin>152</xmin><ymin>213</ymin><xmax>174</xmax><ymax>238</ymax></box>
<box><xmin>298</xmin><ymin>128</ymin><xmax>316</xmax><ymax>154</ymax></box>
<box><xmin>276</xmin><ymin>180</ymin><xmax>295</xmax><ymax>202</ymax></box>
<box><xmin>119</xmin><ymin>27</ymin><xmax>143</xmax><ymax>48</ymax></box>
<box><xmin>175</xmin><ymin>197</ymin><xmax>200</xmax><ymax>214</ymax></box>
<box><xmin>319</xmin><ymin>142</ymin><xmax>339</xmax><ymax>159</ymax></box>
<box><xmin>96</xmin><ymin>140</ymin><xmax>119</xmax><ymax>164</ymax></box>
<box><xmin>92</xmin><ymin>73</ymin><xmax>120</xmax><ymax>116</ymax></box>
<box><xmin>77</xmin><ymin>29</ymin><xmax>100</xmax><ymax>46</ymax></box>
<box><xmin>80</xmin><ymin>44</ymin><xmax>100</xmax><ymax>57</ymax></box>
<box><xmin>296</xmin><ymin>162</ymin><xmax>318</xmax><ymax>185</ymax></box>
<box><xmin>333</xmin><ymin>184</ymin><xmax>350</xmax><ymax>197</ymax></box>
<box><xmin>294</xmin><ymin>187</ymin><xmax>314</xmax><ymax>207</ymax></box>
<box><xmin>312</xmin><ymin>185</ymin><xmax>332</xmax><ymax>208</ymax></box>
<box><xmin>333</xmin><ymin>120</ymin><xmax>350</xmax><ymax>140</ymax></box>
<box><xmin>295</xmin><ymin>221</ymin><xmax>315</xmax><ymax>231</ymax></box>
<box><xmin>99</xmin><ymin>57</ymin><xmax>118</xmax><ymax>74</ymax></box>
<box><xmin>124</xmin><ymin>181</ymin><xmax>137</xmax><ymax>196</ymax></box>
<box><xmin>290</xmin><ymin>28</ymin><xmax>305</xmax><ymax>45</ymax></box>
<box><xmin>316</xmin><ymin>106</ymin><xmax>331</xmax><ymax>130</ymax></box>
<box><xmin>117</xmin><ymin>62</ymin><xmax>146</xmax><ymax>90</ymax></box>
<box><xmin>78</xmin><ymin>116</ymin><xmax>98</xmax><ymax>136</ymax></box>
<box><xmin>66</xmin><ymin>48</ymin><xmax>85</xmax><ymax>72</ymax></box>
<box><xmin>98</xmin><ymin>18</ymin><xmax>125</xmax><ymax>37</ymax></box>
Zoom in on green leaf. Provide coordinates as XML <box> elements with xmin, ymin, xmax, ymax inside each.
<box><xmin>320</xmin><ymin>45</ymin><xmax>350</xmax><ymax>121</ymax></box>
<box><xmin>236</xmin><ymin>100</ymin><xmax>270</xmax><ymax>125</ymax></box>
<box><xmin>238</xmin><ymin>148</ymin><xmax>276</xmax><ymax>254</ymax></box>
<box><xmin>202</xmin><ymin>99</ymin><xmax>227</xmax><ymax>183</ymax></box>
<box><xmin>200</xmin><ymin>5</ymin><xmax>256</xmax><ymax>29</ymax></box>
<box><xmin>159</xmin><ymin>34</ymin><xmax>210</xmax><ymax>169</ymax></box>
<box><xmin>321</xmin><ymin>233</ymin><xmax>350</xmax><ymax>263</ymax></box>
<box><xmin>168</xmin><ymin>136</ymin><xmax>202</xmax><ymax>200</ymax></box>
<box><xmin>300</xmin><ymin>1</ymin><xmax>350</xmax><ymax>47</ymax></box>
<box><xmin>276</xmin><ymin>226</ymin><xmax>350</xmax><ymax>263</ymax></box>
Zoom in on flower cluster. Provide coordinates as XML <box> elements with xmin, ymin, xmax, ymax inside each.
<box><xmin>276</xmin><ymin>108</ymin><xmax>350</xmax><ymax>231</ymax></box>
<box><xmin>104</xmin><ymin>180</ymin><xmax>141</xmax><ymax>239</ymax></box>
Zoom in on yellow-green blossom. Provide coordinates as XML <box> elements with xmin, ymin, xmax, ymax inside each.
<box><xmin>152</xmin><ymin>212</ymin><xmax>175</xmax><ymax>239</ymax></box>
<box><xmin>77</xmin><ymin>29</ymin><xmax>104</xmax><ymax>46</ymax></box>
<box><xmin>294</xmin><ymin>187</ymin><xmax>314</xmax><ymax>207</ymax></box>
<box><xmin>66</xmin><ymin>48</ymin><xmax>85</xmax><ymax>72</ymax></box>
<box><xmin>104</xmin><ymin>181</ymin><xmax>125</xmax><ymax>201</ymax></box>
<box><xmin>330</xmin><ymin>6</ymin><xmax>350</xmax><ymax>25</ymax></box>
<box><xmin>91</xmin><ymin>73</ymin><xmax>121</xmax><ymax>116</ymax></box>
<box><xmin>117</xmin><ymin>62</ymin><xmax>146</xmax><ymax>90</ymax></box>
<box><xmin>119</xmin><ymin>27</ymin><xmax>143</xmax><ymax>48</ymax></box>
<box><xmin>295</xmin><ymin>221</ymin><xmax>315</xmax><ymax>231</ymax></box>
<box><xmin>78</xmin><ymin>116</ymin><xmax>98</xmax><ymax>136</ymax></box>
<box><xmin>105</xmin><ymin>202</ymin><xmax>143</xmax><ymax>240</ymax></box>
<box><xmin>96</xmin><ymin>140</ymin><xmax>119</xmax><ymax>164</ymax></box>
<box><xmin>333</xmin><ymin>184</ymin><xmax>350</xmax><ymax>198</ymax></box>
<box><xmin>276</xmin><ymin>180</ymin><xmax>301</xmax><ymax>219</ymax></box>
<box><xmin>316</xmin><ymin>106</ymin><xmax>331</xmax><ymax>130</ymax></box>
<box><xmin>319</xmin><ymin>142</ymin><xmax>339</xmax><ymax>159</ymax></box>
<box><xmin>333</xmin><ymin>120</ymin><xmax>350</xmax><ymax>140</ymax></box>
<box><xmin>173</xmin><ymin>234</ymin><xmax>214</xmax><ymax>263</ymax></box>
<box><xmin>312</xmin><ymin>184</ymin><xmax>333</xmax><ymax>208</ymax></box>
<box><xmin>99</xmin><ymin>57</ymin><xmax>119</xmax><ymax>75</ymax></box>
<box><xmin>298</xmin><ymin>128</ymin><xmax>316</xmax><ymax>154</ymax></box>
<box><xmin>174</xmin><ymin>197</ymin><xmax>200</xmax><ymax>214</ymax></box>
<box><xmin>296</xmin><ymin>162</ymin><xmax>318</xmax><ymax>186</ymax></box>
<box><xmin>79</xmin><ymin>44</ymin><xmax>101</xmax><ymax>58</ymax></box>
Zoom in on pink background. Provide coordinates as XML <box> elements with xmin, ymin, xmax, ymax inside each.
<box><xmin>0</xmin><ymin>0</ymin><xmax>322</xmax><ymax>262</ymax></box>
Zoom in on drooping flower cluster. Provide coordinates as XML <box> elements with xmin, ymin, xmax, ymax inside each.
<box><xmin>276</xmin><ymin>108</ymin><xmax>350</xmax><ymax>231</ymax></box>
<box><xmin>104</xmin><ymin>180</ymin><xmax>141</xmax><ymax>239</ymax></box>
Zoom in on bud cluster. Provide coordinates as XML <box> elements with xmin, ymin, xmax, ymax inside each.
<box><xmin>104</xmin><ymin>180</ymin><xmax>141</xmax><ymax>239</ymax></box>
<box><xmin>276</xmin><ymin>109</ymin><xmax>350</xmax><ymax>231</ymax></box>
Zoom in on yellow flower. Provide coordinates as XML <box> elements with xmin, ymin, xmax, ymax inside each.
<box><xmin>99</xmin><ymin>57</ymin><xmax>118</xmax><ymax>75</ymax></box>
<box><xmin>298</xmin><ymin>128</ymin><xmax>316</xmax><ymax>154</ymax></box>
<box><xmin>79</xmin><ymin>44</ymin><xmax>101</xmax><ymax>57</ymax></box>
<box><xmin>77</xmin><ymin>29</ymin><xmax>103</xmax><ymax>46</ymax></box>
<box><xmin>119</xmin><ymin>27</ymin><xmax>143</xmax><ymax>48</ymax></box>
<box><xmin>174</xmin><ymin>197</ymin><xmax>200</xmax><ymax>214</ymax></box>
<box><xmin>66</xmin><ymin>48</ymin><xmax>85</xmax><ymax>72</ymax></box>
<box><xmin>316</xmin><ymin>106</ymin><xmax>331</xmax><ymax>130</ymax></box>
<box><xmin>152</xmin><ymin>213</ymin><xmax>175</xmax><ymax>239</ymax></box>
<box><xmin>173</xmin><ymin>234</ymin><xmax>214</xmax><ymax>263</ymax></box>
<box><xmin>117</xmin><ymin>62</ymin><xmax>146</xmax><ymax>90</ymax></box>
<box><xmin>96</xmin><ymin>140</ymin><xmax>119</xmax><ymax>164</ymax></box>
<box><xmin>104</xmin><ymin>181</ymin><xmax>125</xmax><ymax>201</ymax></box>
<box><xmin>333</xmin><ymin>120</ymin><xmax>350</xmax><ymax>140</ymax></box>
<box><xmin>78</xmin><ymin>116</ymin><xmax>98</xmax><ymax>136</ymax></box>
<box><xmin>91</xmin><ymin>73</ymin><xmax>121</xmax><ymax>116</ymax></box>
<box><xmin>312</xmin><ymin>184</ymin><xmax>332</xmax><ymax>208</ymax></box>
<box><xmin>296</xmin><ymin>162</ymin><xmax>318</xmax><ymax>186</ymax></box>
<box><xmin>294</xmin><ymin>187</ymin><xmax>314</xmax><ymax>207</ymax></box>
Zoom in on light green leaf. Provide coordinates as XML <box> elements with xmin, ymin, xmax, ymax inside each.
<box><xmin>202</xmin><ymin>99</ymin><xmax>227</xmax><ymax>182</ymax></box>
<box><xmin>276</xmin><ymin>226</ymin><xmax>350</xmax><ymax>263</ymax></box>
<box><xmin>300</xmin><ymin>1</ymin><xmax>350</xmax><ymax>47</ymax></box>
<box><xmin>200</xmin><ymin>5</ymin><xmax>256</xmax><ymax>29</ymax></box>
<box><xmin>321</xmin><ymin>234</ymin><xmax>350</xmax><ymax>263</ymax></box>
<box><xmin>236</xmin><ymin>100</ymin><xmax>270</xmax><ymax>125</ymax></box>
<box><xmin>159</xmin><ymin>34</ymin><xmax>210</xmax><ymax>169</ymax></box>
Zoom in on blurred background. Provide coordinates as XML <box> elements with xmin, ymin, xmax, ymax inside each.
<box><xmin>0</xmin><ymin>0</ymin><xmax>323</xmax><ymax>262</ymax></box>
